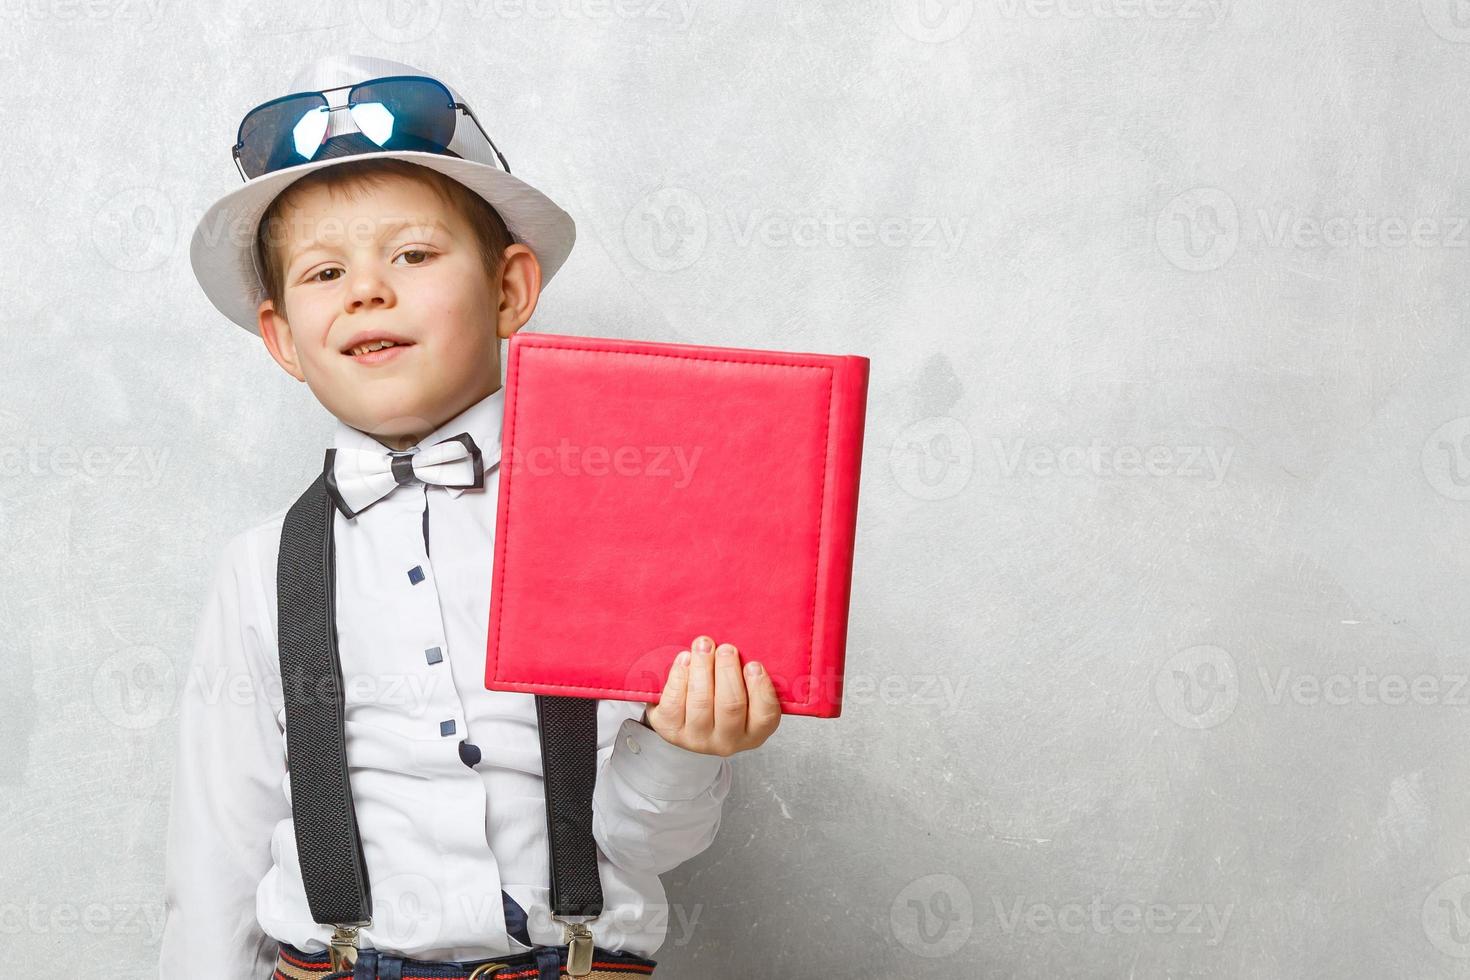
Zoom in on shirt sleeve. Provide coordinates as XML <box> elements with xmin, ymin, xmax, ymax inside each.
<box><xmin>159</xmin><ymin>530</ymin><xmax>290</xmax><ymax>980</ymax></box>
<box><xmin>591</xmin><ymin>701</ymin><xmax>733</xmax><ymax>876</ymax></box>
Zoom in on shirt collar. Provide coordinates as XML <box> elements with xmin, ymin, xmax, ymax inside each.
<box><xmin>331</xmin><ymin>386</ymin><xmax>505</xmax><ymax>498</ymax></box>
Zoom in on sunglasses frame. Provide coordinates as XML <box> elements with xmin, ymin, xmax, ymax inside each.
<box><xmin>232</xmin><ymin>74</ymin><xmax>511</xmax><ymax>182</ymax></box>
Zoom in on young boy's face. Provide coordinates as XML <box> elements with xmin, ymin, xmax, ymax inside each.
<box><xmin>256</xmin><ymin>174</ymin><xmax>541</xmax><ymax>451</ymax></box>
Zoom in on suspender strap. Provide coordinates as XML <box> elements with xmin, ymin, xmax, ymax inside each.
<box><xmin>536</xmin><ymin>694</ymin><xmax>605</xmax><ymax>917</ymax></box>
<box><xmin>276</xmin><ymin>473</ymin><xmax>605</xmax><ymax>974</ymax></box>
<box><xmin>278</xmin><ymin>472</ymin><xmax>372</xmax><ymax>930</ymax></box>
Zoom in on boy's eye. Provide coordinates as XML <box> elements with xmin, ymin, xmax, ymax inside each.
<box><xmin>303</xmin><ymin>250</ymin><xmax>432</xmax><ymax>283</ymax></box>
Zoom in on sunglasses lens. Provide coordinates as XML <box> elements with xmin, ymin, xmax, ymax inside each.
<box><xmin>348</xmin><ymin>77</ymin><xmax>457</xmax><ymax>153</ymax></box>
<box><xmin>236</xmin><ymin>93</ymin><xmax>331</xmax><ymax>179</ymax></box>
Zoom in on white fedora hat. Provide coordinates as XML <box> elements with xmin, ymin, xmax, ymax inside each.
<box><xmin>189</xmin><ymin>53</ymin><xmax>576</xmax><ymax>335</ymax></box>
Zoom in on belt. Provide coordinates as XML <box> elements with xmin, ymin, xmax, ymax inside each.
<box><xmin>273</xmin><ymin>940</ymin><xmax>657</xmax><ymax>980</ymax></box>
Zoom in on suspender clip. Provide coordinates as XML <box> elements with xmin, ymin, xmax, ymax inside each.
<box><xmin>561</xmin><ymin>919</ymin><xmax>595</xmax><ymax>977</ymax></box>
<box><xmin>328</xmin><ymin>922</ymin><xmax>365</xmax><ymax>972</ymax></box>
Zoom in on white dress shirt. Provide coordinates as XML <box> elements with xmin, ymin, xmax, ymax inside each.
<box><xmin>159</xmin><ymin>385</ymin><xmax>733</xmax><ymax>980</ymax></box>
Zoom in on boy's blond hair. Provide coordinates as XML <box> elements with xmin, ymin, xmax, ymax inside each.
<box><xmin>254</xmin><ymin>158</ymin><xmax>516</xmax><ymax>317</ymax></box>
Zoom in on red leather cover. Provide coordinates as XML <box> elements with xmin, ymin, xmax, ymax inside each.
<box><xmin>484</xmin><ymin>331</ymin><xmax>869</xmax><ymax>719</ymax></box>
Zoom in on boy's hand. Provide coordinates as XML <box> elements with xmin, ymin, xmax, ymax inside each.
<box><xmin>639</xmin><ymin>635</ymin><xmax>782</xmax><ymax>757</ymax></box>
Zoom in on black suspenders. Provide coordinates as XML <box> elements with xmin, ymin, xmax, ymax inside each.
<box><xmin>276</xmin><ymin>472</ymin><xmax>604</xmax><ymax>976</ymax></box>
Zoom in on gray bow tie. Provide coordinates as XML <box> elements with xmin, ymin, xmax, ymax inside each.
<box><xmin>324</xmin><ymin>432</ymin><xmax>484</xmax><ymax>519</ymax></box>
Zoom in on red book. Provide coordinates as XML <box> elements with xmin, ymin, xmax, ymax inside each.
<box><xmin>484</xmin><ymin>331</ymin><xmax>870</xmax><ymax>718</ymax></box>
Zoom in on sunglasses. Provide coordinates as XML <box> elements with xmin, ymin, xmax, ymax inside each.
<box><xmin>232</xmin><ymin>74</ymin><xmax>511</xmax><ymax>181</ymax></box>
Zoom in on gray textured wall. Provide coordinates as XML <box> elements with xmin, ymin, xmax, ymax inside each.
<box><xmin>5</xmin><ymin>1</ymin><xmax>1470</xmax><ymax>977</ymax></box>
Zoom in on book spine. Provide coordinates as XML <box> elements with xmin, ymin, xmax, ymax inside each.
<box><xmin>807</xmin><ymin>355</ymin><xmax>870</xmax><ymax>718</ymax></box>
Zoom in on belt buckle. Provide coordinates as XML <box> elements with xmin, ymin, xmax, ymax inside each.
<box><xmin>466</xmin><ymin>961</ymin><xmax>510</xmax><ymax>979</ymax></box>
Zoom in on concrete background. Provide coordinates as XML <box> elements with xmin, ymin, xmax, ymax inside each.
<box><xmin>4</xmin><ymin>1</ymin><xmax>1470</xmax><ymax>976</ymax></box>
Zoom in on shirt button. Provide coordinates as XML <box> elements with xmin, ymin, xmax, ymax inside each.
<box><xmin>625</xmin><ymin>735</ymin><xmax>641</xmax><ymax>754</ymax></box>
<box><xmin>424</xmin><ymin>645</ymin><xmax>443</xmax><ymax>665</ymax></box>
<box><xmin>440</xmin><ymin>719</ymin><xmax>457</xmax><ymax>737</ymax></box>
<box><xmin>408</xmin><ymin>565</ymin><xmax>425</xmax><ymax>585</ymax></box>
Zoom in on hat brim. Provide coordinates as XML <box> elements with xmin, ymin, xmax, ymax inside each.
<box><xmin>189</xmin><ymin>150</ymin><xmax>576</xmax><ymax>335</ymax></box>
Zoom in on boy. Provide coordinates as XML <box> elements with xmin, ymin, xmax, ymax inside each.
<box><xmin>161</xmin><ymin>53</ymin><xmax>782</xmax><ymax>980</ymax></box>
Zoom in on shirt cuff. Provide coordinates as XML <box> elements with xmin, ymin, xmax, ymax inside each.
<box><xmin>608</xmin><ymin>715</ymin><xmax>728</xmax><ymax>801</ymax></box>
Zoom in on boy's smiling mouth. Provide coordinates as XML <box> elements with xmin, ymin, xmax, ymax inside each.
<box><xmin>340</xmin><ymin>329</ymin><xmax>416</xmax><ymax>363</ymax></box>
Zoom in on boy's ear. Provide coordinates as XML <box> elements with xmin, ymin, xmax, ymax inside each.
<box><xmin>258</xmin><ymin>300</ymin><xmax>306</xmax><ymax>382</ymax></box>
<box><xmin>496</xmin><ymin>244</ymin><xmax>543</xmax><ymax>341</ymax></box>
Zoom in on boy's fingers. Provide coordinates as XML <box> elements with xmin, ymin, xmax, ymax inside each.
<box><xmin>713</xmin><ymin>643</ymin><xmax>749</xmax><ymax>740</ymax></box>
<box><xmin>655</xmin><ymin>650</ymin><xmax>690</xmax><ymax>727</ymax></box>
<box><xmin>684</xmin><ymin>637</ymin><xmax>716</xmax><ymax>733</ymax></box>
<box><xmin>744</xmin><ymin>663</ymin><xmax>783</xmax><ymax>738</ymax></box>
